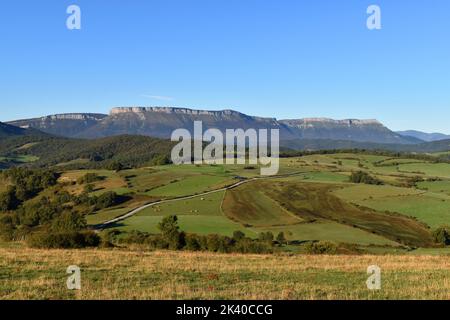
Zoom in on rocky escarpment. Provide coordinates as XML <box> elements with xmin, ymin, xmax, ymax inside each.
<box><xmin>5</xmin><ymin>107</ymin><xmax>422</xmax><ymax>144</ymax></box>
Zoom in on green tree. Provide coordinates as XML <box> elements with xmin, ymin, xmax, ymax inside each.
<box><xmin>51</xmin><ymin>212</ymin><xmax>87</xmax><ymax>233</ymax></box>
<box><xmin>0</xmin><ymin>187</ymin><xmax>20</xmax><ymax>212</ymax></box>
<box><xmin>232</xmin><ymin>230</ymin><xmax>245</xmax><ymax>242</ymax></box>
<box><xmin>83</xmin><ymin>184</ymin><xmax>95</xmax><ymax>194</ymax></box>
<box><xmin>276</xmin><ymin>232</ymin><xmax>286</xmax><ymax>246</ymax></box>
<box><xmin>158</xmin><ymin>215</ymin><xmax>184</xmax><ymax>250</ymax></box>
<box><xmin>259</xmin><ymin>231</ymin><xmax>274</xmax><ymax>242</ymax></box>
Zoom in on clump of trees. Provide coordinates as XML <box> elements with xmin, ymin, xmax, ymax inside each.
<box><xmin>120</xmin><ymin>215</ymin><xmax>275</xmax><ymax>254</ymax></box>
<box><xmin>0</xmin><ymin>167</ymin><xmax>128</xmax><ymax>244</ymax></box>
<box><xmin>27</xmin><ymin>231</ymin><xmax>100</xmax><ymax>249</ymax></box>
<box><xmin>0</xmin><ymin>168</ymin><xmax>59</xmax><ymax>211</ymax></box>
<box><xmin>349</xmin><ymin>171</ymin><xmax>383</xmax><ymax>185</ymax></box>
<box><xmin>77</xmin><ymin>173</ymin><xmax>103</xmax><ymax>185</ymax></box>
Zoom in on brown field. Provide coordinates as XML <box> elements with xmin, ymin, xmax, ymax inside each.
<box><xmin>0</xmin><ymin>246</ymin><xmax>449</xmax><ymax>300</ymax></box>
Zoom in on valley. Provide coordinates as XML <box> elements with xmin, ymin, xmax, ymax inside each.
<box><xmin>1</xmin><ymin>110</ymin><xmax>450</xmax><ymax>300</ymax></box>
<box><xmin>2</xmin><ymin>151</ymin><xmax>448</xmax><ymax>252</ymax></box>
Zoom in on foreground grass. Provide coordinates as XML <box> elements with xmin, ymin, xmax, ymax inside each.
<box><xmin>0</xmin><ymin>247</ymin><xmax>449</xmax><ymax>300</ymax></box>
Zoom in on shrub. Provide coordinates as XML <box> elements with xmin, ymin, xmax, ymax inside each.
<box><xmin>106</xmin><ymin>161</ymin><xmax>124</xmax><ymax>172</ymax></box>
<box><xmin>349</xmin><ymin>171</ymin><xmax>382</xmax><ymax>185</ymax></box>
<box><xmin>51</xmin><ymin>212</ymin><xmax>87</xmax><ymax>233</ymax></box>
<box><xmin>432</xmin><ymin>226</ymin><xmax>450</xmax><ymax>246</ymax></box>
<box><xmin>0</xmin><ymin>186</ymin><xmax>20</xmax><ymax>212</ymax></box>
<box><xmin>185</xmin><ymin>234</ymin><xmax>201</xmax><ymax>251</ymax></box>
<box><xmin>232</xmin><ymin>231</ymin><xmax>245</xmax><ymax>242</ymax></box>
<box><xmin>83</xmin><ymin>184</ymin><xmax>95</xmax><ymax>193</ymax></box>
<box><xmin>77</xmin><ymin>173</ymin><xmax>102</xmax><ymax>185</ymax></box>
<box><xmin>121</xmin><ymin>230</ymin><xmax>151</xmax><ymax>244</ymax></box>
<box><xmin>27</xmin><ymin>231</ymin><xmax>100</xmax><ymax>249</ymax></box>
<box><xmin>259</xmin><ymin>231</ymin><xmax>274</xmax><ymax>242</ymax></box>
<box><xmin>234</xmin><ymin>238</ymin><xmax>273</xmax><ymax>254</ymax></box>
<box><xmin>95</xmin><ymin>192</ymin><xmax>120</xmax><ymax>209</ymax></box>
<box><xmin>305</xmin><ymin>241</ymin><xmax>337</xmax><ymax>254</ymax></box>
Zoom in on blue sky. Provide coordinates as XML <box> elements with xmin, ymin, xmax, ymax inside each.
<box><xmin>1</xmin><ymin>0</ymin><xmax>449</xmax><ymax>133</ymax></box>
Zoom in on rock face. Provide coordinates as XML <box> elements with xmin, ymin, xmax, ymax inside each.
<box><xmin>279</xmin><ymin>118</ymin><xmax>416</xmax><ymax>144</ymax></box>
<box><xmin>6</xmin><ymin>107</ymin><xmax>420</xmax><ymax>144</ymax></box>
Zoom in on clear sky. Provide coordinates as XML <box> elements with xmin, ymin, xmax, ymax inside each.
<box><xmin>1</xmin><ymin>0</ymin><xmax>449</xmax><ymax>133</ymax></box>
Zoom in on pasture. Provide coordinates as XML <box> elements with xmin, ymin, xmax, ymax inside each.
<box><xmin>0</xmin><ymin>246</ymin><xmax>448</xmax><ymax>300</ymax></box>
<box><xmin>3</xmin><ymin>152</ymin><xmax>449</xmax><ymax>252</ymax></box>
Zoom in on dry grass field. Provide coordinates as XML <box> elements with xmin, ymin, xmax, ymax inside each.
<box><xmin>0</xmin><ymin>246</ymin><xmax>449</xmax><ymax>300</ymax></box>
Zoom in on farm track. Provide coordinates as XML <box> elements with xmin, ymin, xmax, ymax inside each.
<box><xmin>95</xmin><ymin>171</ymin><xmax>305</xmax><ymax>229</ymax></box>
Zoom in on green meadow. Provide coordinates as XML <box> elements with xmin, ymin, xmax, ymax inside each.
<box><xmin>4</xmin><ymin>152</ymin><xmax>450</xmax><ymax>252</ymax></box>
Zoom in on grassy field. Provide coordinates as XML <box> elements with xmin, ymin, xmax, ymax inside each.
<box><xmin>3</xmin><ymin>152</ymin><xmax>450</xmax><ymax>252</ymax></box>
<box><xmin>0</xmin><ymin>154</ymin><xmax>39</xmax><ymax>164</ymax></box>
<box><xmin>0</xmin><ymin>246</ymin><xmax>448</xmax><ymax>300</ymax></box>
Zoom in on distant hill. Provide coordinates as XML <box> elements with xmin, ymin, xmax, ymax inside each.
<box><xmin>397</xmin><ymin>130</ymin><xmax>450</xmax><ymax>142</ymax></box>
<box><xmin>7</xmin><ymin>107</ymin><xmax>420</xmax><ymax>145</ymax></box>
<box><xmin>0</xmin><ymin>121</ymin><xmax>49</xmax><ymax>139</ymax></box>
<box><xmin>0</xmin><ymin>134</ymin><xmax>174</xmax><ymax>169</ymax></box>
<box><xmin>281</xmin><ymin>138</ymin><xmax>450</xmax><ymax>153</ymax></box>
<box><xmin>0</xmin><ymin>121</ymin><xmax>29</xmax><ymax>138</ymax></box>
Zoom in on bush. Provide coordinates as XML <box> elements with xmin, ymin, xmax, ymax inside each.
<box><xmin>121</xmin><ymin>230</ymin><xmax>151</xmax><ymax>244</ymax></box>
<box><xmin>185</xmin><ymin>234</ymin><xmax>201</xmax><ymax>251</ymax></box>
<box><xmin>0</xmin><ymin>186</ymin><xmax>20</xmax><ymax>212</ymax></box>
<box><xmin>305</xmin><ymin>241</ymin><xmax>337</xmax><ymax>254</ymax></box>
<box><xmin>106</xmin><ymin>161</ymin><xmax>124</xmax><ymax>172</ymax></box>
<box><xmin>77</xmin><ymin>173</ymin><xmax>102</xmax><ymax>185</ymax></box>
<box><xmin>95</xmin><ymin>192</ymin><xmax>121</xmax><ymax>209</ymax></box>
<box><xmin>232</xmin><ymin>231</ymin><xmax>245</xmax><ymax>242</ymax></box>
<box><xmin>259</xmin><ymin>231</ymin><xmax>274</xmax><ymax>242</ymax></box>
<box><xmin>234</xmin><ymin>238</ymin><xmax>273</xmax><ymax>254</ymax></box>
<box><xmin>349</xmin><ymin>171</ymin><xmax>382</xmax><ymax>185</ymax></box>
<box><xmin>432</xmin><ymin>226</ymin><xmax>450</xmax><ymax>246</ymax></box>
<box><xmin>51</xmin><ymin>212</ymin><xmax>87</xmax><ymax>233</ymax></box>
<box><xmin>27</xmin><ymin>231</ymin><xmax>101</xmax><ymax>249</ymax></box>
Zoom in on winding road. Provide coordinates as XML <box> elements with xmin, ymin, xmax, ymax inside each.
<box><xmin>96</xmin><ymin>171</ymin><xmax>304</xmax><ymax>229</ymax></box>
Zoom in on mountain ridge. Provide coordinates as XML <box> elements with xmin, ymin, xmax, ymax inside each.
<box><xmin>397</xmin><ymin>130</ymin><xmax>450</xmax><ymax>142</ymax></box>
<box><xmin>6</xmin><ymin>107</ymin><xmax>422</xmax><ymax>144</ymax></box>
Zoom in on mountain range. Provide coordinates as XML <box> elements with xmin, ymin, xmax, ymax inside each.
<box><xmin>396</xmin><ymin>130</ymin><xmax>450</xmax><ymax>142</ymax></box>
<box><xmin>6</xmin><ymin>106</ymin><xmax>428</xmax><ymax>145</ymax></box>
<box><xmin>2</xmin><ymin>107</ymin><xmax>450</xmax><ymax>170</ymax></box>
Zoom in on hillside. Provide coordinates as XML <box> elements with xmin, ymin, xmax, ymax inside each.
<box><xmin>0</xmin><ymin>134</ymin><xmax>174</xmax><ymax>169</ymax></box>
<box><xmin>397</xmin><ymin>130</ymin><xmax>450</xmax><ymax>142</ymax></box>
<box><xmin>0</xmin><ymin>122</ymin><xmax>28</xmax><ymax>139</ymax></box>
<box><xmin>6</xmin><ymin>107</ymin><xmax>420</xmax><ymax>144</ymax></box>
<box><xmin>1</xmin><ymin>247</ymin><xmax>448</xmax><ymax>300</ymax></box>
